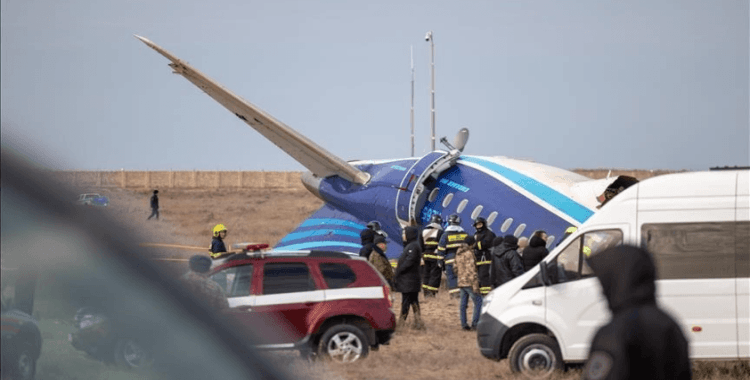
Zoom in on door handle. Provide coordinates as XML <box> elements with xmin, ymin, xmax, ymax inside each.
<box><xmin>532</xmin><ymin>300</ymin><xmax>542</xmax><ymax>306</ymax></box>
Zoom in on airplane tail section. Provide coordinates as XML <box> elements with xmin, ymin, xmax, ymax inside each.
<box><xmin>134</xmin><ymin>35</ymin><xmax>370</xmax><ymax>185</ymax></box>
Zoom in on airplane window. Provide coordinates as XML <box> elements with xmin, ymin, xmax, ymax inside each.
<box><xmin>486</xmin><ymin>211</ymin><xmax>498</xmax><ymax>227</ymax></box>
<box><xmin>470</xmin><ymin>205</ymin><xmax>483</xmax><ymax>220</ymax></box>
<box><xmin>546</xmin><ymin>235</ymin><xmax>556</xmax><ymax>248</ymax></box>
<box><xmin>428</xmin><ymin>188</ymin><xmax>440</xmax><ymax>202</ymax></box>
<box><xmin>442</xmin><ymin>193</ymin><xmax>454</xmax><ymax>208</ymax></box>
<box><xmin>457</xmin><ymin>199</ymin><xmax>469</xmax><ymax>213</ymax></box>
<box><xmin>514</xmin><ymin>223</ymin><xmax>527</xmax><ymax>237</ymax></box>
<box><xmin>501</xmin><ymin>218</ymin><xmax>514</xmax><ymax>233</ymax></box>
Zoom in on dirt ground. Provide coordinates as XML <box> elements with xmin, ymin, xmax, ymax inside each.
<box><xmin>83</xmin><ymin>184</ymin><xmax>748</xmax><ymax>380</ymax></box>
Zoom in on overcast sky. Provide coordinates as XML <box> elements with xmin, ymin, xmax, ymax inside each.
<box><xmin>1</xmin><ymin>0</ymin><xmax>748</xmax><ymax>171</ymax></box>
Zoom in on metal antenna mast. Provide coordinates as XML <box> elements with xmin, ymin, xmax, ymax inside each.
<box><xmin>425</xmin><ymin>31</ymin><xmax>435</xmax><ymax>151</ymax></box>
<box><xmin>410</xmin><ymin>46</ymin><xmax>415</xmax><ymax>157</ymax></box>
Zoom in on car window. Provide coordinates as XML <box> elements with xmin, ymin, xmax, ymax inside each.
<box><xmin>319</xmin><ymin>263</ymin><xmax>356</xmax><ymax>289</ymax></box>
<box><xmin>211</xmin><ymin>264</ymin><xmax>253</xmax><ymax>297</ymax></box>
<box><xmin>262</xmin><ymin>263</ymin><xmax>316</xmax><ymax>295</ymax></box>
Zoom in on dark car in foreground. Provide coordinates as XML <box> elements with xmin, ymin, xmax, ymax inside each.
<box><xmin>209</xmin><ymin>251</ymin><xmax>396</xmax><ymax>363</ymax></box>
<box><xmin>1</xmin><ymin>301</ymin><xmax>42</xmax><ymax>380</ymax></box>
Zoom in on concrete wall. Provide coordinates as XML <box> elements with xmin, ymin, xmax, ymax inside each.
<box><xmin>51</xmin><ymin>171</ymin><xmax>305</xmax><ymax>189</ymax></box>
<box><xmin>51</xmin><ymin>169</ymin><xmax>676</xmax><ymax>190</ymax></box>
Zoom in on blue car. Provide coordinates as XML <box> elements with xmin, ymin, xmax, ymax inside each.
<box><xmin>77</xmin><ymin>193</ymin><xmax>109</xmax><ymax>207</ymax></box>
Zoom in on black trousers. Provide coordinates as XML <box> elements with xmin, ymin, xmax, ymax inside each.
<box><xmin>400</xmin><ymin>291</ymin><xmax>420</xmax><ymax>317</ymax></box>
<box><xmin>147</xmin><ymin>208</ymin><xmax>159</xmax><ymax>220</ymax></box>
<box><xmin>422</xmin><ymin>259</ymin><xmax>442</xmax><ymax>292</ymax></box>
<box><xmin>477</xmin><ymin>262</ymin><xmax>492</xmax><ymax>295</ymax></box>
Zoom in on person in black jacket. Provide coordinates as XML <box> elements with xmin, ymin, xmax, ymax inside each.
<box><xmin>393</xmin><ymin>226</ymin><xmax>424</xmax><ymax>329</ymax></box>
<box><xmin>489</xmin><ymin>235</ymin><xmax>524</xmax><ymax>289</ymax></box>
<box><xmin>147</xmin><ymin>190</ymin><xmax>159</xmax><ymax>220</ymax></box>
<box><xmin>359</xmin><ymin>228</ymin><xmax>376</xmax><ymax>259</ymax></box>
<box><xmin>522</xmin><ymin>231</ymin><xmax>549</xmax><ymax>272</ymax></box>
<box><xmin>472</xmin><ymin>217</ymin><xmax>496</xmax><ymax>296</ymax></box>
<box><xmin>582</xmin><ymin>245</ymin><xmax>691</xmax><ymax>380</ymax></box>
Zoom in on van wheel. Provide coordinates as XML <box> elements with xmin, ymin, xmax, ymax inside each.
<box><xmin>508</xmin><ymin>334</ymin><xmax>563</xmax><ymax>378</ymax></box>
<box><xmin>318</xmin><ymin>324</ymin><xmax>369</xmax><ymax>363</ymax></box>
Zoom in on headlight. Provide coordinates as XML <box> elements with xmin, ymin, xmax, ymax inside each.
<box><xmin>480</xmin><ymin>291</ymin><xmax>494</xmax><ymax>314</ymax></box>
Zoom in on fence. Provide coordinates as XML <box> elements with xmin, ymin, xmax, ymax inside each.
<box><xmin>51</xmin><ymin>169</ymin><xmax>675</xmax><ymax>190</ymax></box>
<box><xmin>51</xmin><ymin>171</ymin><xmax>305</xmax><ymax>189</ymax></box>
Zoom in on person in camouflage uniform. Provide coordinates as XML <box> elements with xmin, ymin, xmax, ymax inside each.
<box><xmin>369</xmin><ymin>235</ymin><xmax>394</xmax><ymax>288</ymax></box>
<box><xmin>182</xmin><ymin>255</ymin><xmax>229</xmax><ymax>311</ymax></box>
<box><xmin>454</xmin><ymin>236</ymin><xmax>482</xmax><ymax>331</ymax></box>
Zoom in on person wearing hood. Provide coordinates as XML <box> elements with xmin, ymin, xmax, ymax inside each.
<box><xmin>359</xmin><ymin>228</ymin><xmax>376</xmax><ymax>259</ymax></box>
<box><xmin>522</xmin><ymin>230</ymin><xmax>549</xmax><ymax>272</ymax></box>
<box><xmin>582</xmin><ymin>245</ymin><xmax>690</xmax><ymax>380</ymax></box>
<box><xmin>489</xmin><ymin>235</ymin><xmax>524</xmax><ymax>289</ymax></box>
<box><xmin>454</xmin><ymin>236</ymin><xmax>482</xmax><ymax>331</ymax></box>
<box><xmin>368</xmin><ymin>235</ymin><xmax>394</xmax><ymax>289</ymax></box>
<box><xmin>394</xmin><ymin>226</ymin><xmax>424</xmax><ymax>329</ymax></box>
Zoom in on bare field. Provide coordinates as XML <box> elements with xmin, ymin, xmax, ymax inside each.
<box><xmin>85</xmin><ymin>183</ymin><xmax>748</xmax><ymax>380</ymax></box>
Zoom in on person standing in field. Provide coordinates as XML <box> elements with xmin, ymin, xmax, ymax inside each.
<box><xmin>181</xmin><ymin>255</ymin><xmax>229</xmax><ymax>311</ymax></box>
<box><xmin>582</xmin><ymin>245</ymin><xmax>690</xmax><ymax>380</ymax></box>
<box><xmin>359</xmin><ymin>228</ymin><xmax>376</xmax><ymax>260</ymax></box>
<box><xmin>472</xmin><ymin>217</ymin><xmax>496</xmax><ymax>296</ymax></box>
<box><xmin>368</xmin><ymin>235</ymin><xmax>394</xmax><ymax>289</ymax></box>
<box><xmin>147</xmin><ymin>190</ymin><xmax>159</xmax><ymax>220</ymax></box>
<box><xmin>393</xmin><ymin>226</ymin><xmax>424</xmax><ymax>329</ymax></box>
<box><xmin>454</xmin><ymin>235</ymin><xmax>482</xmax><ymax>331</ymax></box>
<box><xmin>421</xmin><ymin>214</ymin><xmax>444</xmax><ymax>297</ymax></box>
<box><xmin>209</xmin><ymin>224</ymin><xmax>232</xmax><ymax>260</ymax></box>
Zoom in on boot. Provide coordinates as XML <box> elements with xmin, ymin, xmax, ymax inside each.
<box><xmin>411</xmin><ymin>304</ymin><xmax>426</xmax><ymax>330</ymax></box>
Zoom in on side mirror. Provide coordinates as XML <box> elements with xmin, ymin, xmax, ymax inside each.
<box><xmin>539</xmin><ymin>262</ymin><xmax>552</xmax><ymax>286</ymax></box>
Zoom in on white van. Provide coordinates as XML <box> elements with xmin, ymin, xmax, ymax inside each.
<box><xmin>476</xmin><ymin>169</ymin><xmax>749</xmax><ymax>378</ymax></box>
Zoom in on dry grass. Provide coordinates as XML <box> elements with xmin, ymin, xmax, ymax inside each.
<box><xmin>92</xmin><ymin>186</ymin><xmax>748</xmax><ymax>380</ymax></box>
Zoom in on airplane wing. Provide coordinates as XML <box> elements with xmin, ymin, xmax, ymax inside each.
<box><xmin>273</xmin><ymin>204</ymin><xmax>403</xmax><ymax>259</ymax></box>
<box><xmin>134</xmin><ymin>35</ymin><xmax>370</xmax><ymax>185</ymax></box>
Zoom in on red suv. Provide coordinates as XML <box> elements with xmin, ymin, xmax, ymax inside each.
<box><xmin>208</xmin><ymin>250</ymin><xmax>396</xmax><ymax>363</ymax></box>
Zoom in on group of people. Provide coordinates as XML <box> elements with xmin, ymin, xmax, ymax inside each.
<box><xmin>359</xmin><ymin>215</ymin><xmax>554</xmax><ymax>331</ymax></box>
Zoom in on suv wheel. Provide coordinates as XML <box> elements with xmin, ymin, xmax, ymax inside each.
<box><xmin>10</xmin><ymin>342</ymin><xmax>37</xmax><ymax>380</ymax></box>
<box><xmin>318</xmin><ymin>324</ymin><xmax>369</xmax><ymax>363</ymax></box>
<box><xmin>508</xmin><ymin>334</ymin><xmax>562</xmax><ymax>378</ymax></box>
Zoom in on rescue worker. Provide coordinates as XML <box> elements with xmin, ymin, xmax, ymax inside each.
<box><xmin>209</xmin><ymin>224</ymin><xmax>231</xmax><ymax>260</ymax></box>
<box><xmin>181</xmin><ymin>255</ymin><xmax>229</xmax><ymax>311</ymax></box>
<box><xmin>393</xmin><ymin>226</ymin><xmax>424</xmax><ymax>329</ymax></box>
<box><xmin>454</xmin><ymin>236</ymin><xmax>482</xmax><ymax>330</ymax></box>
<box><xmin>582</xmin><ymin>245</ymin><xmax>691</xmax><ymax>380</ymax></box>
<box><xmin>472</xmin><ymin>217</ymin><xmax>496</xmax><ymax>295</ymax></box>
<box><xmin>421</xmin><ymin>214</ymin><xmax>444</xmax><ymax>297</ymax></box>
<box><xmin>556</xmin><ymin>226</ymin><xmax>577</xmax><ymax>248</ymax></box>
<box><xmin>369</xmin><ymin>235</ymin><xmax>394</xmax><ymax>289</ymax></box>
<box><xmin>367</xmin><ymin>220</ymin><xmax>388</xmax><ymax>239</ymax></box>
<box><xmin>359</xmin><ymin>228</ymin><xmax>376</xmax><ymax>259</ymax></box>
<box><xmin>437</xmin><ymin>214</ymin><xmax>468</xmax><ymax>298</ymax></box>
<box><xmin>147</xmin><ymin>189</ymin><xmax>159</xmax><ymax>220</ymax></box>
